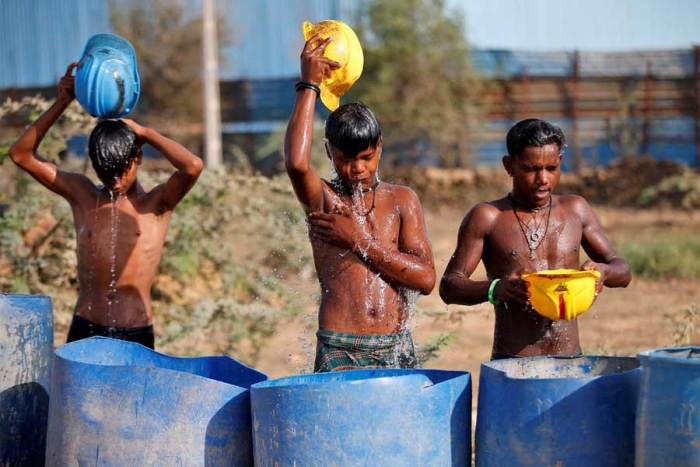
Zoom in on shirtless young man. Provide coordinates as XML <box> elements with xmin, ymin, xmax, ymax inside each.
<box><xmin>440</xmin><ymin>118</ymin><xmax>631</xmax><ymax>360</ymax></box>
<box><xmin>286</xmin><ymin>36</ymin><xmax>436</xmax><ymax>372</ymax></box>
<box><xmin>9</xmin><ymin>63</ymin><xmax>203</xmax><ymax>348</ymax></box>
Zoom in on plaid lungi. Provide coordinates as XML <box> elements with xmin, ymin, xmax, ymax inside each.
<box><xmin>314</xmin><ymin>330</ymin><xmax>416</xmax><ymax>373</ymax></box>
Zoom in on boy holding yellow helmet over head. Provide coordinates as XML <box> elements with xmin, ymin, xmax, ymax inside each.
<box><xmin>286</xmin><ymin>23</ymin><xmax>436</xmax><ymax>372</ymax></box>
<box><xmin>440</xmin><ymin>118</ymin><xmax>631</xmax><ymax>360</ymax></box>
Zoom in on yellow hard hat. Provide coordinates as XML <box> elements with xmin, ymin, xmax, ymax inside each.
<box><xmin>521</xmin><ymin>269</ymin><xmax>601</xmax><ymax>321</ymax></box>
<box><xmin>302</xmin><ymin>20</ymin><xmax>364</xmax><ymax>111</ymax></box>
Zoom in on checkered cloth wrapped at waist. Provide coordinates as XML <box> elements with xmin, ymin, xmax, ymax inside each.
<box><xmin>314</xmin><ymin>330</ymin><xmax>416</xmax><ymax>373</ymax></box>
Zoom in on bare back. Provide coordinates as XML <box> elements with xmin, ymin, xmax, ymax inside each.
<box><xmin>71</xmin><ymin>181</ymin><xmax>172</xmax><ymax>327</ymax></box>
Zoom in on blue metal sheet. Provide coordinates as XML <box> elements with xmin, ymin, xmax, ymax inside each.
<box><xmin>219</xmin><ymin>0</ymin><xmax>363</xmax><ymax>80</ymax></box>
<box><xmin>0</xmin><ymin>0</ymin><xmax>111</xmax><ymax>89</ymax></box>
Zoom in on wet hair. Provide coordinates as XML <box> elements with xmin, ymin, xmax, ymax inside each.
<box><xmin>324</xmin><ymin>102</ymin><xmax>382</xmax><ymax>157</ymax></box>
<box><xmin>506</xmin><ymin>118</ymin><xmax>566</xmax><ymax>158</ymax></box>
<box><xmin>88</xmin><ymin>120</ymin><xmax>139</xmax><ymax>185</ymax></box>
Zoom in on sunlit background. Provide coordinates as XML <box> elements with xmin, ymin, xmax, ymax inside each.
<box><xmin>1</xmin><ymin>0</ymin><xmax>699</xmax><ymax>377</ymax></box>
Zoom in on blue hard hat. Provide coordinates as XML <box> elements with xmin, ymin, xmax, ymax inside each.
<box><xmin>75</xmin><ymin>33</ymin><xmax>140</xmax><ymax>119</ymax></box>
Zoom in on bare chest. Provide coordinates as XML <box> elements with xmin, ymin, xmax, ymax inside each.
<box><xmin>490</xmin><ymin>210</ymin><xmax>583</xmax><ymax>270</ymax></box>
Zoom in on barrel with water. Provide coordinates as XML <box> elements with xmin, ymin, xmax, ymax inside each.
<box><xmin>476</xmin><ymin>355</ymin><xmax>641</xmax><ymax>466</ymax></box>
<box><xmin>636</xmin><ymin>347</ymin><xmax>700</xmax><ymax>466</ymax></box>
<box><xmin>251</xmin><ymin>369</ymin><xmax>471</xmax><ymax>466</ymax></box>
<box><xmin>0</xmin><ymin>294</ymin><xmax>53</xmax><ymax>467</ymax></box>
<box><xmin>46</xmin><ymin>336</ymin><xmax>267</xmax><ymax>466</ymax></box>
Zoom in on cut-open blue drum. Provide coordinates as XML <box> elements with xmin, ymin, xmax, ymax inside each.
<box><xmin>251</xmin><ymin>369</ymin><xmax>471</xmax><ymax>466</ymax></box>
<box><xmin>476</xmin><ymin>355</ymin><xmax>641</xmax><ymax>466</ymax></box>
<box><xmin>46</xmin><ymin>337</ymin><xmax>267</xmax><ymax>466</ymax></box>
<box><xmin>0</xmin><ymin>294</ymin><xmax>53</xmax><ymax>467</ymax></box>
<box><xmin>637</xmin><ymin>347</ymin><xmax>700</xmax><ymax>467</ymax></box>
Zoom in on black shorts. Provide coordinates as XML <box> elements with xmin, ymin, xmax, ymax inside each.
<box><xmin>66</xmin><ymin>314</ymin><xmax>155</xmax><ymax>349</ymax></box>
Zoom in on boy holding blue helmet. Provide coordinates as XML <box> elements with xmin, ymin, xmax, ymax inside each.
<box><xmin>9</xmin><ymin>63</ymin><xmax>203</xmax><ymax>348</ymax></box>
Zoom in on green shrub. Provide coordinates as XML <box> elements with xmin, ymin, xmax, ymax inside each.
<box><xmin>620</xmin><ymin>235</ymin><xmax>700</xmax><ymax>280</ymax></box>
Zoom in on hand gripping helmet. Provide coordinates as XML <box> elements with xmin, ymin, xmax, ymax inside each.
<box><xmin>302</xmin><ymin>20</ymin><xmax>364</xmax><ymax>111</ymax></box>
<box><xmin>75</xmin><ymin>33</ymin><xmax>140</xmax><ymax>119</ymax></box>
<box><xmin>521</xmin><ymin>269</ymin><xmax>601</xmax><ymax>321</ymax></box>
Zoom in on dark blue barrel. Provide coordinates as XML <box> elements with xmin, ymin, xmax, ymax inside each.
<box><xmin>0</xmin><ymin>293</ymin><xmax>53</xmax><ymax>467</ymax></box>
<box><xmin>476</xmin><ymin>355</ymin><xmax>641</xmax><ymax>466</ymax></box>
<box><xmin>637</xmin><ymin>347</ymin><xmax>700</xmax><ymax>466</ymax></box>
<box><xmin>46</xmin><ymin>336</ymin><xmax>267</xmax><ymax>466</ymax></box>
<box><xmin>251</xmin><ymin>369</ymin><xmax>471</xmax><ymax>466</ymax></box>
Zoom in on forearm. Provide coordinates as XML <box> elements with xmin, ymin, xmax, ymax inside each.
<box><xmin>9</xmin><ymin>101</ymin><xmax>69</xmax><ymax>164</ymax></box>
<box><xmin>354</xmin><ymin>239</ymin><xmax>435</xmax><ymax>295</ymax></box>
<box><xmin>142</xmin><ymin>128</ymin><xmax>201</xmax><ymax>176</ymax></box>
<box><xmin>284</xmin><ymin>91</ymin><xmax>317</xmax><ymax>174</ymax></box>
<box><xmin>439</xmin><ymin>272</ymin><xmax>491</xmax><ymax>306</ymax></box>
<box><xmin>601</xmin><ymin>257</ymin><xmax>632</xmax><ymax>288</ymax></box>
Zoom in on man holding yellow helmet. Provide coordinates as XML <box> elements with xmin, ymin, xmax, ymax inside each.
<box><xmin>439</xmin><ymin>118</ymin><xmax>631</xmax><ymax>360</ymax></box>
<box><xmin>286</xmin><ymin>21</ymin><xmax>436</xmax><ymax>372</ymax></box>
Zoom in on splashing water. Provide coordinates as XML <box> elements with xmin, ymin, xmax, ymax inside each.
<box><xmin>85</xmin><ymin>193</ymin><xmax>102</xmax><ymax>314</ymax></box>
<box><xmin>107</xmin><ymin>190</ymin><xmax>121</xmax><ymax>329</ymax></box>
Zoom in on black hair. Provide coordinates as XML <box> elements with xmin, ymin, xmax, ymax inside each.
<box><xmin>88</xmin><ymin>120</ymin><xmax>139</xmax><ymax>185</ymax></box>
<box><xmin>506</xmin><ymin>118</ymin><xmax>566</xmax><ymax>158</ymax></box>
<box><xmin>324</xmin><ymin>102</ymin><xmax>382</xmax><ymax>157</ymax></box>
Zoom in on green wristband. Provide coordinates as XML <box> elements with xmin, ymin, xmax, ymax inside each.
<box><xmin>488</xmin><ymin>279</ymin><xmax>500</xmax><ymax>305</ymax></box>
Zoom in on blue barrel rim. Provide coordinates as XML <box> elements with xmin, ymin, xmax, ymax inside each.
<box><xmin>638</xmin><ymin>346</ymin><xmax>700</xmax><ymax>365</ymax></box>
<box><xmin>481</xmin><ymin>354</ymin><xmax>640</xmax><ymax>381</ymax></box>
<box><xmin>0</xmin><ymin>293</ymin><xmax>52</xmax><ymax>300</ymax></box>
<box><xmin>252</xmin><ymin>368</ymin><xmax>470</xmax><ymax>390</ymax></box>
<box><xmin>54</xmin><ymin>336</ymin><xmax>267</xmax><ymax>388</ymax></box>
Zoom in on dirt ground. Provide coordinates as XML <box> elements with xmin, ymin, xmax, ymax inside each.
<box><xmin>253</xmin><ymin>205</ymin><xmax>700</xmax><ymax>396</ymax></box>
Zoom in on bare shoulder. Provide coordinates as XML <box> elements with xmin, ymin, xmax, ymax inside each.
<box><xmin>465</xmin><ymin>198</ymin><xmax>505</xmax><ymax>225</ymax></box>
<box><xmin>557</xmin><ymin>193</ymin><xmax>590</xmax><ymax>208</ymax></box>
<box><xmin>58</xmin><ymin>170</ymin><xmax>100</xmax><ymax>205</ymax></box>
<box><xmin>380</xmin><ymin>182</ymin><xmax>422</xmax><ymax>207</ymax></box>
<box><xmin>556</xmin><ymin>194</ymin><xmax>595</xmax><ymax>219</ymax></box>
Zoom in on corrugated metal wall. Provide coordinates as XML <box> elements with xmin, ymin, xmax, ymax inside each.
<box><xmin>218</xmin><ymin>0</ymin><xmax>363</xmax><ymax>80</ymax></box>
<box><xmin>0</xmin><ymin>0</ymin><xmax>364</xmax><ymax>89</ymax></box>
<box><xmin>0</xmin><ymin>0</ymin><xmax>111</xmax><ymax>89</ymax></box>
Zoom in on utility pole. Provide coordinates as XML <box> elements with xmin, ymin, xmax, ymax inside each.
<box><xmin>202</xmin><ymin>0</ymin><xmax>222</xmax><ymax>169</ymax></box>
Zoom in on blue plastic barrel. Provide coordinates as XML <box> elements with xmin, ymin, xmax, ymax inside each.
<box><xmin>0</xmin><ymin>293</ymin><xmax>53</xmax><ymax>467</ymax></box>
<box><xmin>476</xmin><ymin>355</ymin><xmax>641</xmax><ymax>467</ymax></box>
<box><xmin>45</xmin><ymin>336</ymin><xmax>267</xmax><ymax>466</ymax></box>
<box><xmin>251</xmin><ymin>369</ymin><xmax>471</xmax><ymax>466</ymax></box>
<box><xmin>636</xmin><ymin>347</ymin><xmax>700</xmax><ymax>466</ymax></box>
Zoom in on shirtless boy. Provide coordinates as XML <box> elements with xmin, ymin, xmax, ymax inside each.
<box><xmin>286</xmin><ymin>36</ymin><xmax>436</xmax><ymax>372</ymax></box>
<box><xmin>440</xmin><ymin>118</ymin><xmax>631</xmax><ymax>360</ymax></box>
<box><xmin>9</xmin><ymin>63</ymin><xmax>203</xmax><ymax>348</ymax></box>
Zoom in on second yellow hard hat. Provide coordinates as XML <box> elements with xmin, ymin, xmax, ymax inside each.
<box><xmin>522</xmin><ymin>269</ymin><xmax>601</xmax><ymax>321</ymax></box>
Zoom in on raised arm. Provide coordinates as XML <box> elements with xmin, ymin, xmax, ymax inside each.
<box><xmin>574</xmin><ymin>196</ymin><xmax>632</xmax><ymax>289</ymax></box>
<box><xmin>284</xmin><ymin>35</ymin><xmax>340</xmax><ymax>213</ymax></box>
<box><xmin>122</xmin><ymin>119</ymin><xmax>203</xmax><ymax>211</ymax></box>
<box><xmin>9</xmin><ymin>63</ymin><xmax>92</xmax><ymax>202</ymax></box>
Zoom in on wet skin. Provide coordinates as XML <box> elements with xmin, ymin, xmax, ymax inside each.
<box><xmin>440</xmin><ymin>144</ymin><xmax>631</xmax><ymax>357</ymax></box>
<box><xmin>286</xmin><ymin>36</ymin><xmax>436</xmax><ymax>335</ymax></box>
<box><xmin>9</xmin><ymin>63</ymin><xmax>203</xmax><ymax>329</ymax></box>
